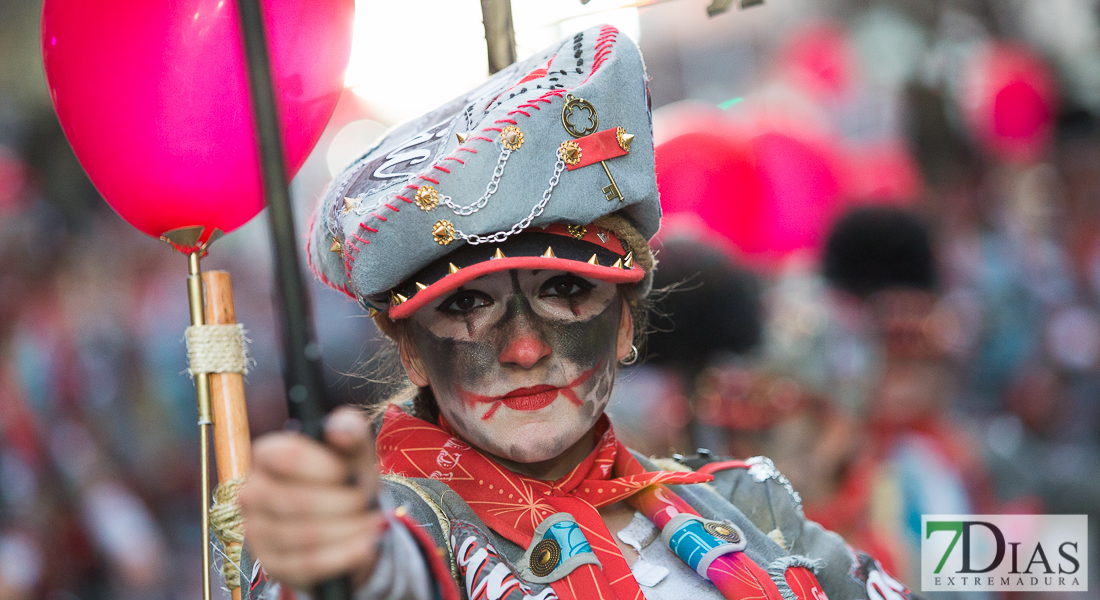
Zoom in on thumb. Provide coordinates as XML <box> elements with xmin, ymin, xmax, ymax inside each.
<box><xmin>323</xmin><ymin>407</ymin><xmax>379</xmax><ymax>494</ymax></box>
<box><xmin>323</xmin><ymin>405</ymin><xmax>374</xmax><ymax>456</ymax></box>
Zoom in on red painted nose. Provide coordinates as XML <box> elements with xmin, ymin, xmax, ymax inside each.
<box><xmin>499</xmin><ymin>334</ymin><xmax>552</xmax><ymax>369</ymax></box>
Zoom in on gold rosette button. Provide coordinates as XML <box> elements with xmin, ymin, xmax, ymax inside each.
<box><xmin>432</xmin><ymin>220</ymin><xmax>456</xmax><ymax>245</ymax></box>
<box><xmin>415</xmin><ymin>185</ymin><xmax>439</xmax><ymax>211</ymax></box>
<box><xmin>558</xmin><ymin>140</ymin><xmax>581</xmax><ymax>166</ymax></box>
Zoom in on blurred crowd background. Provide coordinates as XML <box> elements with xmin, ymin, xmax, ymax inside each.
<box><xmin>1</xmin><ymin>0</ymin><xmax>1099</xmax><ymax>598</ymax></box>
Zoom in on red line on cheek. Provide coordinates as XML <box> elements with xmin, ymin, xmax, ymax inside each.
<box><xmin>560</xmin><ymin>360</ymin><xmax>604</xmax><ymax>406</ymax></box>
<box><xmin>568</xmin><ymin>360</ymin><xmax>603</xmax><ymax>387</ymax></box>
<box><xmin>481</xmin><ymin>402</ymin><xmax>502</xmax><ymax>420</ymax></box>
<box><xmin>560</xmin><ymin>388</ymin><xmax>582</xmax><ymax>406</ymax></box>
<box><xmin>457</xmin><ymin>386</ymin><xmax>502</xmax><ymax>421</ymax></box>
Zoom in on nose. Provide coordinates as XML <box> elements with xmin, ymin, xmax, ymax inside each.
<box><xmin>499</xmin><ymin>333</ymin><xmax>552</xmax><ymax>369</ymax></box>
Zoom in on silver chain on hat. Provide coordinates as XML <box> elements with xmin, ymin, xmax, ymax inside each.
<box><xmin>454</xmin><ymin>157</ymin><xmax>566</xmax><ymax>245</ymax></box>
<box><xmin>438</xmin><ymin>147</ymin><xmax>510</xmax><ymax>216</ymax></box>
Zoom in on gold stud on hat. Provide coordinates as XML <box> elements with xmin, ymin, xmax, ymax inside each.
<box><xmin>432</xmin><ymin>220</ymin><xmax>455</xmax><ymax>245</ymax></box>
<box><xmin>390</xmin><ymin>292</ymin><xmax>408</xmax><ymax>306</ymax></box>
<box><xmin>623</xmin><ymin>251</ymin><xmax>634</xmax><ymax>268</ymax></box>
<box><xmin>587</xmin><ymin>254</ymin><xmax>600</xmax><ymax>266</ymax></box>
<box><xmin>366</xmin><ymin>306</ymin><xmax>380</xmax><ymax>317</ymax></box>
<box><xmin>415</xmin><ymin>186</ymin><xmax>440</xmax><ymax>211</ymax></box>
<box><xmin>455</xmin><ymin>132</ymin><xmax>469</xmax><ymax>144</ymax></box>
<box><xmin>343</xmin><ymin>197</ymin><xmax>359</xmax><ymax>214</ymax></box>
<box><xmin>415</xmin><ymin>282</ymin><xmax>429</xmax><ymax>291</ymax></box>
<box><xmin>330</xmin><ymin>239</ymin><xmax>343</xmax><ymax>253</ymax></box>
<box><xmin>542</xmin><ymin>246</ymin><xmax>557</xmax><ymax>258</ymax></box>
<box><xmin>492</xmin><ymin>248</ymin><xmax>506</xmax><ymax>260</ymax></box>
<box><xmin>616</xmin><ymin>126</ymin><xmax>634</xmax><ymax>152</ymax></box>
<box><xmin>448</xmin><ymin>262</ymin><xmax>461</xmax><ymax>274</ymax></box>
<box><xmin>558</xmin><ymin>140</ymin><xmax>581</xmax><ymax>166</ymax></box>
<box><xmin>500</xmin><ymin>126</ymin><xmax>524</xmax><ymax>151</ymax></box>
<box><xmin>566</xmin><ymin>225</ymin><xmax>587</xmax><ymax>239</ymax></box>
<box><xmin>612</xmin><ymin>258</ymin><xmax>623</xmax><ymax>269</ymax></box>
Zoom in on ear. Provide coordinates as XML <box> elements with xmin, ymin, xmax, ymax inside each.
<box><xmin>397</xmin><ymin>328</ymin><xmax>431</xmax><ymax>387</ymax></box>
<box><xmin>615</xmin><ymin>295</ymin><xmax>635</xmax><ymax>363</ymax></box>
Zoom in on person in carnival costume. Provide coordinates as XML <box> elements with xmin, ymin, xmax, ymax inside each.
<box><xmin>239</xmin><ymin>26</ymin><xmax>915</xmax><ymax>600</ymax></box>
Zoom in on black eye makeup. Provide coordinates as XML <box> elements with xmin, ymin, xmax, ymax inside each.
<box><xmin>438</xmin><ymin>289</ymin><xmax>494</xmax><ymax>315</ymax></box>
<box><xmin>538</xmin><ymin>274</ymin><xmax>595</xmax><ymax>300</ymax></box>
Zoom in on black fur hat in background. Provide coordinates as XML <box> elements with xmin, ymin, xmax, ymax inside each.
<box><xmin>644</xmin><ymin>237</ymin><xmax>763</xmax><ymax>377</ymax></box>
<box><xmin>823</xmin><ymin>207</ymin><xmax>937</xmax><ymax>299</ymax></box>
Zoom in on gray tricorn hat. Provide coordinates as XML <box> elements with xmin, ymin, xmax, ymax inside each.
<box><xmin>308</xmin><ymin>25</ymin><xmax>661</xmax><ymax>318</ymax></box>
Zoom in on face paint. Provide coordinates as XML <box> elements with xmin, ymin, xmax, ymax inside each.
<box><xmin>407</xmin><ymin>269</ymin><xmax>624</xmax><ymax>464</ymax></box>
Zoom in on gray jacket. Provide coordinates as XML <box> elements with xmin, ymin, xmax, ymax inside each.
<box><xmin>245</xmin><ymin>452</ymin><xmax>914</xmax><ymax>600</ymax></box>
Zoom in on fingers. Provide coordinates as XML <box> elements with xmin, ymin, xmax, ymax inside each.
<box><xmin>250</xmin><ymin>513</ymin><xmax>387</xmax><ymax>589</ymax></box>
<box><xmin>246</xmin><ymin>510</ymin><xmax>387</xmax><ymax>554</ymax></box>
<box><xmin>240</xmin><ymin>474</ymin><xmax>372</xmax><ymax>519</ymax></box>
<box><xmin>242</xmin><ymin>412</ymin><xmax>385</xmax><ymax>588</ymax></box>
<box><xmin>252</xmin><ymin>432</ymin><xmax>355</xmax><ymax>486</ymax></box>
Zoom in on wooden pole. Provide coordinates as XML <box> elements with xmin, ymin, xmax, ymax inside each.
<box><xmin>203</xmin><ymin>270</ymin><xmax>251</xmax><ymax>600</ymax></box>
<box><xmin>480</xmin><ymin>0</ymin><xmax>516</xmax><ymax>74</ymax></box>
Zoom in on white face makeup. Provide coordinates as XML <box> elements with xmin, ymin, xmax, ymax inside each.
<box><xmin>404</xmin><ymin>269</ymin><xmax>626</xmax><ymax>464</ymax></box>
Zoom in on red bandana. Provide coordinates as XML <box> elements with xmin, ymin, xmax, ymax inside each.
<box><xmin>376</xmin><ymin>405</ymin><xmax>824</xmax><ymax>600</ymax></box>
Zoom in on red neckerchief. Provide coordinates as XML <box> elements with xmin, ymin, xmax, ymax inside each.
<box><xmin>377</xmin><ymin>405</ymin><xmax>710</xmax><ymax>599</ymax></box>
<box><xmin>377</xmin><ymin>405</ymin><xmax>824</xmax><ymax>600</ymax></box>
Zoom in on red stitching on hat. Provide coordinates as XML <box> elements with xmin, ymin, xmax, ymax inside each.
<box><xmin>494</xmin><ymin>118</ymin><xmax>518</xmax><ymax>125</ymax></box>
<box><xmin>344</xmin><ymin>253</ymin><xmax>354</xmax><ymax>280</ymax></box>
<box><xmin>404</xmin><ymin>184</ymin><xmax>419</xmax><ymax>190</ymax></box>
<box><xmin>433</xmin><ymin>165</ymin><xmax>451</xmax><ymax>173</ymax></box>
<box><xmin>384</xmin><ymin>203</ymin><xmax>399</xmax><ymax>212</ymax></box>
<box><xmin>516</xmin><ymin>104</ymin><xmax>541</xmax><ymax>110</ymax></box>
<box><xmin>352</xmin><ymin>233</ymin><xmax>370</xmax><ymax>246</ymax></box>
<box><xmin>470</xmin><ymin>136</ymin><xmax>493</xmax><ymax>143</ymax></box>
<box><xmin>420</xmin><ymin>176</ymin><xmax>440</xmax><ymax>184</ymax></box>
<box><xmin>443</xmin><ymin>156</ymin><xmax>466</xmax><ymax>164</ymax></box>
<box><xmin>360</xmin><ymin>224</ymin><xmax>378</xmax><ymax>233</ymax></box>
<box><xmin>372</xmin><ymin>213</ymin><xmax>388</xmax><ymax>222</ymax></box>
<box><xmin>394</xmin><ymin>195</ymin><xmax>412</xmax><ymax>203</ymax></box>
<box><xmin>532</xmin><ymin>98</ymin><xmax>553</xmax><ymax>104</ymax></box>
<box><xmin>483</xmin><ymin>127</ymin><xmax>503</xmax><ymax>133</ymax></box>
<box><xmin>458</xmin><ymin>146</ymin><xmax>479</xmax><ymax>153</ymax></box>
<box><xmin>506</xmin><ymin>110</ymin><xmax>530</xmax><ymax>117</ymax></box>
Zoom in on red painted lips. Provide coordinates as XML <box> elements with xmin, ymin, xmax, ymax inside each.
<box><xmin>458</xmin><ymin>361</ymin><xmax>604</xmax><ymax>420</ymax></box>
<box><xmin>499</xmin><ymin>385</ymin><xmax>560</xmax><ymax>412</ymax></box>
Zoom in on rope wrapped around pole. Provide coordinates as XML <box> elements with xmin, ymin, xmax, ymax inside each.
<box><xmin>210</xmin><ymin>478</ymin><xmax>247</xmax><ymax>589</ymax></box>
<box><xmin>186</xmin><ymin>324</ymin><xmax>249</xmax><ymax>375</ymax></box>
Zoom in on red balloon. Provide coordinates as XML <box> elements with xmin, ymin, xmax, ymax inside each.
<box><xmin>41</xmin><ymin>0</ymin><xmax>353</xmax><ymax>246</ymax></box>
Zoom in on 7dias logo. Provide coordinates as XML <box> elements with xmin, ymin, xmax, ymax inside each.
<box><xmin>922</xmin><ymin>515</ymin><xmax>1087</xmax><ymax>592</ymax></box>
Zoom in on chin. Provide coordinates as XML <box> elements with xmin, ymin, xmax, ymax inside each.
<box><xmin>506</xmin><ymin>430</ymin><xmax>580</xmax><ymax>463</ymax></box>
<box><xmin>467</xmin><ymin>413</ymin><xmax>592</xmax><ymax>464</ymax></box>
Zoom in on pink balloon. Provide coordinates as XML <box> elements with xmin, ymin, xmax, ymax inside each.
<box><xmin>750</xmin><ymin>131</ymin><xmax>842</xmax><ymax>256</ymax></box>
<box><xmin>655</xmin><ymin>131</ymin><xmax>763</xmax><ymax>250</ymax></box>
<box><xmin>959</xmin><ymin>42</ymin><xmax>1058</xmax><ymax>164</ymax></box>
<box><xmin>41</xmin><ymin>0</ymin><xmax>353</xmax><ymax>246</ymax></box>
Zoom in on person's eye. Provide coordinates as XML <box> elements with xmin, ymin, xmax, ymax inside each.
<box><xmin>438</xmin><ymin>290</ymin><xmax>493</xmax><ymax>314</ymax></box>
<box><xmin>539</xmin><ymin>275</ymin><xmax>595</xmax><ymax>299</ymax></box>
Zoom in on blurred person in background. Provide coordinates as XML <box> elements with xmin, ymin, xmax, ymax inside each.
<box><xmin>822</xmin><ymin>206</ymin><xmax>1009</xmax><ymax>591</ymax></box>
<box><xmin>608</xmin><ymin>230</ymin><xmax>764</xmax><ymax>457</ymax></box>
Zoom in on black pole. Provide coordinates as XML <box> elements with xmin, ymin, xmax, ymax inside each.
<box><xmin>233</xmin><ymin>0</ymin><xmax>350</xmax><ymax>598</ymax></box>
